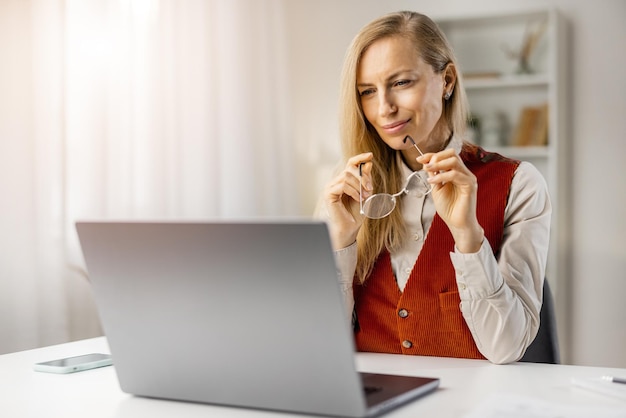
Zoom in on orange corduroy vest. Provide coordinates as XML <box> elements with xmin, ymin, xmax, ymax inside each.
<box><xmin>353</xmin><ymin>143</ymin><xmax>520</xmax><ymax>359</ymax></box>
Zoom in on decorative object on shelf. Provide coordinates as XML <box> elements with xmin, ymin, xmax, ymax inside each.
<box><xmin>511</xmin><ymin>103</ymin><xmax>549</xmax><ymax>146</ymax></box>
<box><xmin>481</xmin><ymin>112</ymin><xmax>509</xmax><ymax>148</ymax></box>
<box><xmin>502</xmin><ymin>18</ymin><xmax>548</xmax><ymax>75</ymax></box>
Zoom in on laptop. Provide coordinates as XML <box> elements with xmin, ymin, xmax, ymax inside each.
<box><xmin>76</xmin><ymin>221</ymin><xmax>439</xmax><ymax>417</ymax></box>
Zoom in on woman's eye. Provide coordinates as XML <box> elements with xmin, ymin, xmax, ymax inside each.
<box><xmin>394</xmin><ymin>79</ymin><xmax>411</xmax><ymax>87</ymax></box>
<box><xmin>359</xmin><ymin>88</ymin><xmax>375</xmax><ymax>97</ymax></box>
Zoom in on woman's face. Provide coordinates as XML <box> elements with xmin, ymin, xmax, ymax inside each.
<box><xmin>356</xmin><ymin>35</ymin><xmax>450</xmax><ymax>154</ymax></box>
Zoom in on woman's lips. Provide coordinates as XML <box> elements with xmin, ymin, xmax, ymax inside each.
<box><xmin>381</xmin><ymin>119</ymin><xmax>410</xmax><ymax>134</ymax></box>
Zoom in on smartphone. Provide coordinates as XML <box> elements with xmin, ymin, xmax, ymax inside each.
<box><xmin>33</xmin><ymin>353</ymin><xmax>113</xmax><ymax>374</ymax></box>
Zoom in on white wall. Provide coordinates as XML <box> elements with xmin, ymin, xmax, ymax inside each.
<box><xmin>562</xmin><ymin>0</ymin><xmax>626</xmax><ymax>367</ymax></box>
<box><xmin>284</xmin><ymin>0</ymin><xmax>626</xmax><ymax>367</ymax></box>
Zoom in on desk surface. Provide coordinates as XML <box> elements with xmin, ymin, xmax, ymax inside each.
<box><xmin>2</xmin><ymin>337</ymin><xmax>625</xmax><ymax>417</ymax></box>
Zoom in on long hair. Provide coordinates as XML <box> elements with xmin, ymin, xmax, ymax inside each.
<box><xmin>339</xmin><ymin>11</ymin><xmax>469</xmax><ymax>283</ymax></box>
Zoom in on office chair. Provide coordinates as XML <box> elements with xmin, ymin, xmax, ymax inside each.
<box><xmin>520</xmin><ymin>279</ymin><xmax>560</xmax><ymax>364</ymax></box>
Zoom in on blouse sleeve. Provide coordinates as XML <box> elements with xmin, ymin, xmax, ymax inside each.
<box><xmin>449</xmin><ymin>161</ymin><xmax>551</xmax><ymax>364</ymax></box>
<box><xmin>334</xmin><ymin>242</ymin><xmax>358</xmax><ymax>322</ymax></box>
<box><xmin>314</xmin><ymin>201</ymin><xmax>358</xmax><ymax>323</ymax></box>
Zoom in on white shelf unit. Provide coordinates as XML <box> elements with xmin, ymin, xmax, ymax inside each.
<box><xmin>436</xmin><ymin>8</ymin><xmax>568</xmax><ymax>352</ymax></box>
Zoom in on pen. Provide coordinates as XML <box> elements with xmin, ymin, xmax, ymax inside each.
<box><xmin>602</xmin><ymin>375</ymin><xmax>626</xmax><ymax>384</ymax></box>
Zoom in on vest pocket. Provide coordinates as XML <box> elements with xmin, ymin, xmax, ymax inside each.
<box><xmin>439</xmin><ymin>290</ymin><xmax>461</xmax><ymax>310</ymax></box>
<box><xmin>438</xmin><ymin>290</ymin><xmax>468</xmax><ymax>342</ymax></box>
<box><xmin>436</xmin><ymin>289</ymin><xmax>483</xmax><ymax>358</ymax></box>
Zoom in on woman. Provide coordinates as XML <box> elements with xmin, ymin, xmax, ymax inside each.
<box><xmin>320</xmin><ymin>11</ymin><xmax>551</xmax><ymax>364</ymax></box>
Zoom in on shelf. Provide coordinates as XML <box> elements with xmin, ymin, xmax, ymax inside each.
<box><xmin>483</xmin><ymin>145</ymin><xmax>550</xmax><ymax>159</ymax></box>
<box><xmin>463</xmin><ymin>74</ymin><xmax>549</xmax><ymax>90</ymax></box>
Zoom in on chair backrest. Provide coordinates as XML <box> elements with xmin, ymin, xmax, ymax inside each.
<box><xmin>520</xmin><ymin>279</ymin><xmax>560</xmax><ymax>364</ymax></box>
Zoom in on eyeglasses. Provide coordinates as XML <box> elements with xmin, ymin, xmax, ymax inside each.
<box><xmin>359</xmin><ymin>166</ymin><xmax>432</xmax><ymax>219</ymax></box>
<box><xmin>359</xmin><ymin>136</ymin><xmax>432</xmax><ymax>219</ymax></box>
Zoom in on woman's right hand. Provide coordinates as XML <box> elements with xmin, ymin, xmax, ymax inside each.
<box><xmin>323</xmin><ymin>152</ymin><xmax>373</xmax><ymax>250</ymax></box>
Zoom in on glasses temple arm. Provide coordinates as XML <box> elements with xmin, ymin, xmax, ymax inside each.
<box><xmin>359</xmin><ymin>163</ymin><xmax>365</xmax><ymax>215</ymax></box>
<box><xmin>403</xmin><ymin>135</ymin><xmax>425</xmax><ymax>156</ymax></box>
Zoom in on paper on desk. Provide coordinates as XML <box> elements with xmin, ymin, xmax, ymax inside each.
<box><xmin>463</xmin><ymin>392</ymin><xmax>626</xmax><ymax>418</ymax></box>
<box><xmin>571</xmin><ymin>377</ymin><xmax>626</xmax><ymax>401</ymax></box>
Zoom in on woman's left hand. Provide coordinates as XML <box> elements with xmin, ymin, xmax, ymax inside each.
<box><xmin>417</xmin><ymin>149</ymin><xmax>484</xmax><ymax>253</ymax></box>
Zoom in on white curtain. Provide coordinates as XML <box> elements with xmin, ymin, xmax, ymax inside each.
<box><xmin>0</xmin><ymin>0</ymin><xmax>298</xmax><ymax>354</ymax></box>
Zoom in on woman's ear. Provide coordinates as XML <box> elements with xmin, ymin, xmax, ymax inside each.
<box><xmin>443</xmin><ymin>63</ymin><xmax>457</xmax><ymax>98</ymax></box>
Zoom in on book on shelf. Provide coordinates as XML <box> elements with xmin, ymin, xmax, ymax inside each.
<box><xmin>511</xmin><ymin>103</ymin><xmax>548</xmax><ymax>146</ymax></box>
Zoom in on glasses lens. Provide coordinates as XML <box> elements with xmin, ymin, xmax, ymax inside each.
<box><xmin>362</xmin><ymin>194</ymin><xmax>396</xmax><ymax>219</ymax></box>
<box><xmin>405</xmin><ymin>172</ymin><xmax>431</xmax><ymax>197</ymax></box>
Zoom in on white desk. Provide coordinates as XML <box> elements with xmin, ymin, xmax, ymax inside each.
<box><xmin>2</xmin><ymin>337</ymin><xmax>625</xmax><ymax>417</ymax></box>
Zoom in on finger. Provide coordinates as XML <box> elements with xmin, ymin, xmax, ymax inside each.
<box><xmin>416</xmin><ymin>152</ymin><xmax>434</xmax><ymax>165</ymax></box>
<box><xmin>346</xmin><ymin>153</ymin><xmax>373</xmax><ymax>191</ymax></box>
<box><xmin>426</xmin><ymin>165</ymin><xmax>476</xmax><ymax>190</ymax></box>
<box><xmin>347</xmin><ymin>152</ymin><xmax>373</xmax><ymax>170</ymax></box>
<box><xmin>329</xmin><ymin>170</ymin><xmax>369</xmax><ymax>204</ymax></box>
<box><xmin>426</xmin><ymin>169</ymin><xmax>457</xmax><ymax>185</ymax></box>
<box><xmin>423</xmin><ymin>152</ymin><xmax>468</xmax><ymax>179</ymax></box>
<box><xmin>416</xmin><ymin>147</ymin><xmax>454</xmax><ymax>161</ymax></box>
<box><xmin>346</xmin><ymin>174</ymin><xmax>367</xmax><ymax>203</ymax></box>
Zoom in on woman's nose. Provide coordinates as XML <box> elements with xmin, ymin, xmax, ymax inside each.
<box><xmin>378</xmin><ymin>92</ymin><xmax>397</xmax><ymax>116</ymax></box>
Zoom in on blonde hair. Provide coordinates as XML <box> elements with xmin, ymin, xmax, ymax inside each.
<box><xmin>339</xmin><ymin>11</ymin><xmax>469</xmax><ymax>283</ymax></box>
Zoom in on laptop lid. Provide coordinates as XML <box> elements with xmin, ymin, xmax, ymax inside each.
<box><xmin>77</xmin><ymin>221</ymin><xmax>439</xmax><ymax>417</ymax></box>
